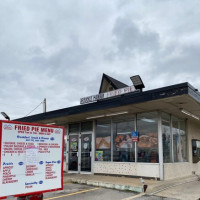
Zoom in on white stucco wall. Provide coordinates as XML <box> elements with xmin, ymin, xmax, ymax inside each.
<box><xmin>94</xmin><ymin>162</ymin><xmax>160</xmax><ymax>178</ymax></box>
<box><xmin>164</xmin><ymin>163</ymin><xmax>191</xmax><ymax>180</ymax></box>
<box><xmin>188</xmin><ymin>119</ymin><xmax>200</xmax><ymax>162</ymax></box>
<box><xmin>188</xmin><ymin>119</ymin><xmax>200</xmax><ymax>175</ymax></box>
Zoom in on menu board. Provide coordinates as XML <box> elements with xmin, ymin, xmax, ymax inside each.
<box><xmin>0</xmin><ymin>120</ymin><xmax>64</xmax><ymax>199</ymax></box>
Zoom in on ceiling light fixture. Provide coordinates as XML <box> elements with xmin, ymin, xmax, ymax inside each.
<box><xmin>181</xmin><ymin>109</ymin><xmax>199</xmax><ymax>120</ymax></box>
<box><xmin>46</xmin><ymin>122</ymin><xmax>56</xmax><ymax>125</ymax></box>
<box><xmin>106</xmin><ymin>111</ymin><xmax>128</xmax><ymax>117</ymax></box>
<box><xmin>141</xmin><ymin>118</ymin><xmax>156</xmax><ymax>123</ymax></box>
<box><xmin>86</xmin><ymin>115</ymin><xmax>105</xmax><ymax>120</ymax></box>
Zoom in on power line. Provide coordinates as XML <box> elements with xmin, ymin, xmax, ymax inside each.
<box><xmin>25</xmin><ymin>101</ymin><xmax>43</xmax><ymax>117</ymax></box>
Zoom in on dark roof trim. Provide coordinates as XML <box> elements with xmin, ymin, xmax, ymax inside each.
<box><xmin>16</xmin><ymin>82</ymin><xmax>200</xmax><ymax>123</ymax></box>
<box><xmin>99</xmin><ymin>73</ymin><xmax>128</xmax><ymax>93</ymax></box>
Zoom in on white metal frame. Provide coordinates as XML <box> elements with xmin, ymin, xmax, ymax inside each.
<box><xmin>80</xmin><ymin>131</ymin><xmax>93</xmax><ymax>174</ymax></box>
<box><xmin>158</xmin><ymin>111</ymin><xmax>164</xmax><ymax>180</ymax></box>
<box><xmin>67</xmin><ymin>123</ymin><xmax>94</xmax><ymax>174</ymax></box>
<box><xmin>68</xmin><ymin>133</ymin><xmax>80</xmax><ymax>174</ymax></box>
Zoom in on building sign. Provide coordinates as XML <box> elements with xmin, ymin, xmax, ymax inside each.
<box><xmin>80</xmin><ymin>86</ymin><xmax>135</xmax><ymax>105</ymax></box>
<box><xmin>0</xmin><ymin>120</ymin><xmax>64</xmax><ymax>199</ymax></box>
<box><xmin>131</xmin><ymin>131</ymin><xmax>139</xmax><ymax>142</ymax></box>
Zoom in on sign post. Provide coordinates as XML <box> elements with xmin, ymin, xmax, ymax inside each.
<box><xmin>0</xmin><ymin>120</ymin><xmax>64</xmax><ymax>199</ymax></box>
<box><xmin>131</xmin><ymin>131</ymin><xmax>139</xmax><ymax>142</ymax></box>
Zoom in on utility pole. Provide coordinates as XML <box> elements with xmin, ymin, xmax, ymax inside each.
<box><xmin>43</xmin><ymin>98</ymin><xmax>46</xmax><ymax>113</ymax></box>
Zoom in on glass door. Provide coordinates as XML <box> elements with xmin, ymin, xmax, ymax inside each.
<box><xmin>68</xmin><ymin>134</ymin><xmax>79</xmax><ymax>172</ymax></box>
<box><xmin>81</xmin><ymin>133</ymin><xmax>92</xmax><ymax>172</ymax></box>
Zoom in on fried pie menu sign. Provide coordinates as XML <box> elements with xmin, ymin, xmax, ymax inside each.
<box><xmin>0</xmin><ymin>121</ymin><xmax>64</xmax><ymax>199</ymax></box>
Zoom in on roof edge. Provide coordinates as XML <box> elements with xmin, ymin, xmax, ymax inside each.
<box><xmin>15</xmin><ymin>82</ymin><xmax>198</xmax><ymax>123</ymax></box>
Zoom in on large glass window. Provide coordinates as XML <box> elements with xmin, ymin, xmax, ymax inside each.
<box><xmin>69</xmin><ymin>123</ymin><xmax>80</xmax><ymax>133</ymax></box>
<box><xmin>81</xmin><ymin>121</ymin><xmax>93</xmax><ymax>132</ymax></box>
<box><xmin>172</xmin><ymin>117</ymin><xmax>187</xmax><ymax>162</ymax></box>
<box><xmin>113</xmin><ymin>116</ymin><xmax>135</xmax><ymax>162</ymax></box>
<box><xmin>95</xmin><ymin>120</ymin><xmax>111</xmax><ymax>161</ymax></box>
<box><xmin>162</xmin><ymin>113</ymin><xmax>171</xmax><ymax>163</ymax></box>
<box><xmin>180</xmin><ymin>120</ymin><xmax>187</xmax><ymax>161</ymax></box>
<box><xmin>137</xmin><ymin>112</ymin><xmax>158</xmax><ymax>163</ymax></box>
<box><xmin>172</xmin><ymin>117</ymin><xmax>179</xmax><ymax>162</ymax></box>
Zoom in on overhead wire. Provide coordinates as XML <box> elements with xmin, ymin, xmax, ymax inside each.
<box><xmin>25</xmin><ymin>101</ymin><xmax>43</xmax><ymax>117</ymax></box>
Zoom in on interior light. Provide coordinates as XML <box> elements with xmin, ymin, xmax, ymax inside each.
<box><xmin>141</xmin><ymin>118</ymin><xmax>156</xmax><ymax>123</ymax></box>
<box><xmin>46</xmin><ymin>122</ymin><xmax>56</xmax><ymax>125</ymax></box>
<box><xmin>106</xmin><ymin>111</ymin><xmax>128</xmax><ymax>117</ymax></box>
<box><xmin>97</xmin><ymin>124</ymin><xmax>109</xmax><ymax>128</ymax></box>
<box><xmin>86</xmin><ymin>115</ymin><xmax>105</xmax><ymax>120</ymax></box>
<box><xmin>181</xmin><ymin>109</ymin><xmax>199</xmax><ymax>120</ymax></box>
<box><xmin>117</xmin><ymin>131</ymin><xmax>131</xmax><ymax>135</ymax></box>
<box><xmin>130</xmin><ymin>75</ymin><xmax>145</xmax><ymax>91</ymax></box>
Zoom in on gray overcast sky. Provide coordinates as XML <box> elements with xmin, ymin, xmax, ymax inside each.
<box><xmin>0</xmin><ymin>0</ymin><xmax>200</xmax><ymax>120</ymax></box>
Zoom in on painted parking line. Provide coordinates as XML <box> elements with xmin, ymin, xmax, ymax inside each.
<box><xmin>44</xmin><ymin>187</ymin><xmax>100</xmax><ymax>200</ymax></box>
<box><xmin>64</xmin><ymin>182</ymin><xmax>71</xmax><ymax>185</ymax></box>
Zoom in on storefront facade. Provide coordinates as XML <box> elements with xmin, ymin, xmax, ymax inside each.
<box><xmin>16</xmin><ymin>74</ymin><xmax>200</xmax><ymax>180</ymax></box>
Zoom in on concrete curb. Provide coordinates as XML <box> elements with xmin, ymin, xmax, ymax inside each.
<box><xmin>146</xmin><ymin>176</ymin><xmax>198</xmax><ymax>194</ymax></box>
<box><xmin>71</xmin><ymin>179</ymin><xmax>143</xmax><ymax>193</ymax></box>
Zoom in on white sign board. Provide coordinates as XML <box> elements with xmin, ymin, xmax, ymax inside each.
<box><xmin>0</xmin><ymin>121</ymin><xmax>64</xmax><ymax>199</ymax></box>
<box><xmin>197</xmin><ymin>141</ymin><xmax>200</xmax><ymax>148</ymax></box>
<box><xmin>80</xmin><ymin>86</ymin><xmax>135</xmax><ymax>104</ymax></box>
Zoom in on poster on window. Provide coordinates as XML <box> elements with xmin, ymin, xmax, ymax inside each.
<box><xmin>95</xmin><ymin>151</ymin><xmax>103</xmax><ymax>161</ymax></box>
<box><xmin>96</xmin><ymin>136</ymin><xmax>110</xmax><ymax>149</ymax></box>
<box><xmin>137</xmin><ymin>133</ymin><xmax>158</xmax><ymax>148</ymax></box>
<box><xmin>115</xmin><ymin>133</ymin><xmax>132</xmax><ymax>149</ymax></box>
<box><xmin>70</xmin><ymin>142</ymin><xmax>78</xmax><ymax>152</ymax></box>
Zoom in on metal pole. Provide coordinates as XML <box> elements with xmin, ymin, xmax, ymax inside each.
<box><xmin>158</xmin><ymin>112</ymin><xmax>164</xmax><ymax>180</ymax></box>
<box><xmin>43</xmin><ymin>98</ymin><xmax>46</xmax><ymax>113</ymax></box>
<box><xmin>134</xmin><ymin>114</ymin><xmax>137</xmax><ymax>162</ymax></box>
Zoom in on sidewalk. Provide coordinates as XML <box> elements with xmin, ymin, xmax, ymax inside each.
<box><xmin>63</xmin><ymin>173</ymin><xmax>199</xmax><ymax>194</ymax></box>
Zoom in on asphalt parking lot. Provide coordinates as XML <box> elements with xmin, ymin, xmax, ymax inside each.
<box><xmin>43</xmin><ymin>183</ymin><xmax>137</xmax><ymax>200</ymax></box>
<box><xmin>43</xmin><ymin>183</ymin><xmax>178</xmax><ymax>200</ymax></box>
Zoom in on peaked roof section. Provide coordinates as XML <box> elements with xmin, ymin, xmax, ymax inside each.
<box><xmin>99</xmin><ymin>73</ymin><xmax>128</xmax><ymax>94</ymax></box>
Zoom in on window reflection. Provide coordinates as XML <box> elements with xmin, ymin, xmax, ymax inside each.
<box><xmin>172</xmin><ymin>117</ymin><xmax>187</xmax><ymax>162</ymax></box>
<box><xmin>162</xmin><ymin>113</ymin><xmax>171</xmax><ymax>163</ymax></box>
<box><xmin>137</xmin><ymin>112</ymin><xmax>158</xmax><ymax>163</ymax></box>
<box><xmin>95</xmin><ymin>120</ymin><xmax>111</xmax><ymax>161</ymax></box>
<box><xmin>81</xmin><ymin>121</ymin><xmax>93</xmax><ymax>132</ymax></box>
<box><xmin>113</xmin><ymin>116</ymin><xmax>135</xmax><ymax>162</ymax></box>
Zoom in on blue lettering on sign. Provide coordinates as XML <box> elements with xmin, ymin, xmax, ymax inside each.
<box><xmin>25</xmin><ymin>182</ymin><xmax>37</xmax><ymax>185</ymax></box>
<box><xmin>57</xmin><ymin>160</ymin><xmax>61</xmax><ymax>164</ymax></box>
<box><xmin>3</xmin><ymin>162</ymin><xmax>13</xmax><ymax>166</ymax></box>
<box><xmin>132</xmin><ymin>131</ymin><xmax>138</xmax><ymax>137</ymax></box>
<box><xmin>50</xmin><ymin>137</ymin><xmax>55</xmax><ymax>141</ymax></box>
<box><xmin>18</xmin><ymin>162</ymin><xmax>24</xmax><ymax>166</ymax></box>
<box><xmin>39</xmin><ymin>181</ymin><xmax>43</xmax><ymax>184</ymax></box>
<box><xmin>17</xmin><ymin>135</ymin><xmax>30</xmax><ymax>139</ymax></box>
<box><xmin>39</xmin><ymin>161</ymin><xmax>44</xmax><ymax>165</ymax></box>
